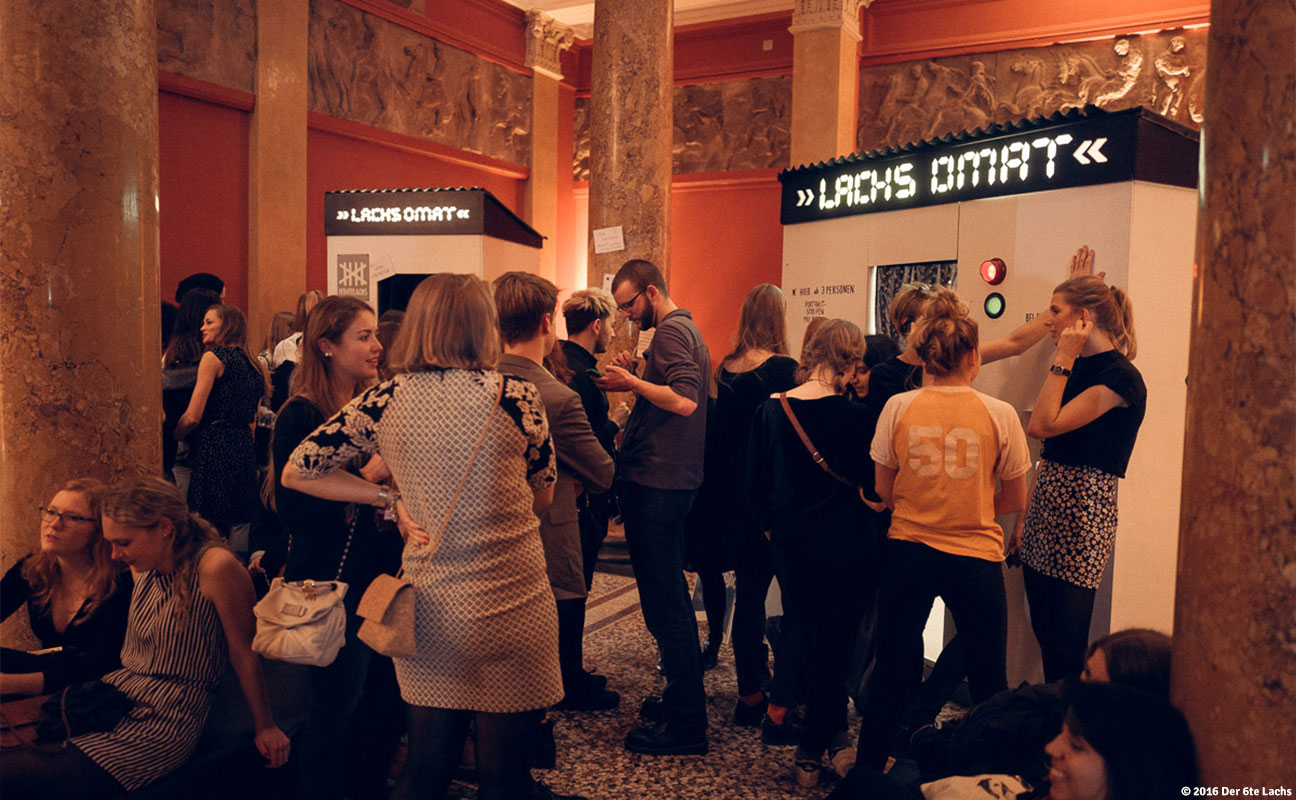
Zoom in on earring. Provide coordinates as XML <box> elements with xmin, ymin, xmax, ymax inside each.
<box><xmin>324</xmin><ymin>352</ymin><xmax>333</xmax><ymax>358</ymax></box>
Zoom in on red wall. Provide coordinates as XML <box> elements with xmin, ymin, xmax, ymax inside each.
<box><xmin>670</xmin><ymin>176</ymin><xmax>784</xmax><ymax>362</ymax></box>
<box><xmin>305</xmin><ymin>126</ymin><xmax>528</xmax><ymax>292</ymax></box>
<box><xmin>157</xmin><ymin>91</ymin><xmax>249</xmax><ymax>310</ymax></box>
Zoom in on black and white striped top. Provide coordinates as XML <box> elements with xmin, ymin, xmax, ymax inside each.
<box><xmin>72</xmin><ymin>547</ymin><xmax>228</xmax><ymax>791</ymax></box>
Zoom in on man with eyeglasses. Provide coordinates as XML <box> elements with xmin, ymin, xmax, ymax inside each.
<box><xmin>595</xmin><ymin>259</ymin><xmax>711</xmax><ymax>756</ymax></box>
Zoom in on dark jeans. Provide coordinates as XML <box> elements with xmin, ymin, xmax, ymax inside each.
<box><xmin>855</xmin><ymin>539</ymin><xmax>1007</xmax><ymax>770</ymax></box>
<box><xmin>299</xmin><ymin>611</ymin><xmax>373</xmax><ymax>798</ymax></box>
<box><xmin>556</xmin><ymin>597</ymin><xmax>587</xmax><ymax>686</ymax></box>
<box><xmin>899</xmin><ymin>634</ymin><xmax>967</xmax><ymax>734</ymax></box>
<box><xmin>392</xmin><ymin>706</ymin><xmax>542</xmax><ymax>800</ymax></box>
<box><xmin>772</xmin><ymin>525</ymin><xmax>875</xmax><ymax>757</ymax></box>
<box><xmin>732</xmin><ymin>532</ymin><xmax>775</xmax><ymax>697</ymax></box>
<box><xmin>578</xmin><ymin>492</ymin><xmax>613</xmax><ymax>591</ymax></box>
<box><xmin>618</xmin><ymin>481</ymin><xmax>706</xmax><ymax>734</ymax></box>
<box><xmin>1023</xmin><ymin>565</ymin><xmax>1097</xmax><ymax>683</ymax></box>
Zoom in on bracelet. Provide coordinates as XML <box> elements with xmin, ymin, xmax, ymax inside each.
<box><xmin>376</xmin><ymin>485</ymin><xmax>390</xmax><ymax>509</ymax></box>
<box><xmin>385</xmin><ymin>488</ymin><xmax>401</xmax><ymax>513</ymax></box>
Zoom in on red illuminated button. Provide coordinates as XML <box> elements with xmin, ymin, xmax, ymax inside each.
<box><xmin>980</xmin><ymin>258</ymin><xmax>1007</xmax><ymax>285</ymax></box>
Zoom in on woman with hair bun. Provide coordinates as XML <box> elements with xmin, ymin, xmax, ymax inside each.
<box><xmin>0</xmin><ymin>476</ymin><xmax>289</xmax><ymax>799</ymax></box>
<box><xmin>1017</xmin><ymin>275</ymin><xmax>1145</xmax><ymax>683</ymax></box>
<box><xmin>854</xmin><ymin>297</ymin><xmax>1031</xmax><ymax>773</ymax></box>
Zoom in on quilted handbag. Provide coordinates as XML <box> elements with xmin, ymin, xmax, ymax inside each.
<box><xmin>356</xmin><ymin>571</ymin><xmax>415</xmax><ymax>658</ymax></box>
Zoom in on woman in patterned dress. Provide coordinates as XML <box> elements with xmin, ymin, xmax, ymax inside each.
<box><xmin>0</xmin><ymin>476</ymin><xmax>289</xmax><ymax>799</ymax></box>
<box><xmin>282</xmin><ymin>273</ymin><xmax>560</xmax><ymax>800</ymax></box>
<box><xmin>1015</xmin><ymin>276</ymin><xmax>1145</xmax><ymax>682</ymax></box>
<box><xmin>175</xmin><ymin>304</ymin><xmax>268</xmax><ymax>554</ymax></box>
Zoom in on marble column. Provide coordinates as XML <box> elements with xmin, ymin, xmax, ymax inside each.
<box><xmin>249</xmin><ymin>0</ymin><xmax>309</xmax><ymax>337</ymax></box>
<box><xmin>789</xmin><ymin>0</ymin><xmax>866</xmax><ymax>166</ymax></box>
<box><xmin>0</xmin><ymin>1</ymin><xmax>162</xmax><ymax>567</ymax></box>
<box><xmin>1173</xmin><ymin>0</ymin><xmax>1296</xmax><ymax>788</ymax></box>
<box><xmin>525</xmin><ymin>11</ymin><xmax>575</xmax><ymax>285</ymax></box>
<box><xmin>587</xmin><ymin>0</ymin><xmax>673</xmax><ymax>294</ymax></box>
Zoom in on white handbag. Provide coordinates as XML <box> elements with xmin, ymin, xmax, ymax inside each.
<box><xmin>252</xmin><ymin>510</ymin><xmax>357</xmax><ymax>667</ymax></box>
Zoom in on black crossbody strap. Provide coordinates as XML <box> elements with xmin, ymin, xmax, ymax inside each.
<box><xmin>778</xmin><ymin>393</ymin><xmax>855</xmax><ymax>488</ymax></box>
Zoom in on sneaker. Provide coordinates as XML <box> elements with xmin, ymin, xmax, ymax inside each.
<box><xmin>828</xmin><ymin>745</ymin><xmax>856</xmax><ymax>778</ymax></box>
<box><xmin>554</xmin><ymin>685</ymin><xmax>621</xmax><ymax>711</ymax></box>
<box><xmin>733</xmin><ymin>695</ymin><xmax>768</xmax><ymax>727</ymax></box>
<box><xmin>793</xmin><ymin>751</ymin><xmax>821</xmax><ymax>789</ymax></box>
<box><xmin>761</xmin><ymin>709</ymin><xmax>801</xmax><ymax>746</ymax></box>
<box><xmin>624</xmin><ymin>723</ymin><xmax>709</xmax><ymax>756</ymax></box>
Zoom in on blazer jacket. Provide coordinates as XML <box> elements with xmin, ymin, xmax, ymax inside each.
<box><xmin>498</xmin><ymin>353</ymin><xmax>614</xmax><ymax>599</ymax></box>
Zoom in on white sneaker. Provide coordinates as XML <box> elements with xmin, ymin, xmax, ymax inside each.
<box><xmin>794</xmin><ymin>750</ymin><xmax>821</xmax><ymax>790</ymax></box>
<box><xmin>829</xmin><ymin>745</ymin><xmax>856</xmax><ymax>778</ymax></box>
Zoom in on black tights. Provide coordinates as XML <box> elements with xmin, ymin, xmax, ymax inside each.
<box><xmin>392</xmin><ymin>705</ymin><xmax>542</xmax><ymax>800</ymax></box>
<box><xmin>1023</xmin><ymin>565</ymin><xmax>1097</xmax><ymax>683</ymax></box>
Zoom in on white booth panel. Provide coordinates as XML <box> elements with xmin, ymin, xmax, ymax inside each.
<box><xmin>327</xmin><ymin>235</ymin><xmax>486</xmax><ymax>310</ymax></box>
<box><xmin>1110</xmin><ymin>182</ymin><xmax>1195</xmax><ymax>633</ymax></box>
<box><xmin>782</xmin><ymin>204</ymin><xmax>959</xmax><ymax>355</ymax></box>
<box><xmin>482</xmin><ymin>237</ymin><xmax>546</xmax><ymax>284</ymax></box>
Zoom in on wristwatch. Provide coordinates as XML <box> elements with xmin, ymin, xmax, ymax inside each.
<box><xmin>1049</xmin><ymin>363</ymin><xmax>1073</xmax><ymax>377</ymax></box>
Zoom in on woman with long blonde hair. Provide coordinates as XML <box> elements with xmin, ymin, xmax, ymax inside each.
<box><xmin>283</xmin><ymin>273</ymin><xmax>561</xmax><ymax>800</ymax></box>
<box><xmin>0</xmin><ymin>478</ymin><xmax>131</xmax><ymax>697</ymax></box>
<box><xmin>1016</xmin><ymin>275</ymin><xmax>1144</xmax><ymax>682</ymax></box>
<box><xmin>0</xmin><ymin>477</ymin><xmax>289</xmax><ymax>799</ymax></box>
<box><xmin>706</xmin><ymin>284</ymin><xmax>800</xmax><ymax>733</ymax></box>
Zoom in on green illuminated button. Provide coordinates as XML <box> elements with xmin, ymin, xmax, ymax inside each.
<box><xmin>984</xmin><ymin>292</ymin><xmax>1005</xmax><ymax>319</ymax></box>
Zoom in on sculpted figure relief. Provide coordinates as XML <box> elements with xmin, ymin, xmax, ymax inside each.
<box><xmin>857</xmin><ymin>29</ymin><xmax>1205</xmax><ymax>154</ymax></box>
<box><xmin>307</xmin><ymin>0</ymin><xmax>531</xmax><ymax>165</ymax></box>
<box><xmin>157</xmin><ymin>0</ymin><xmax>256</xmax><ymax>92</ymax></box>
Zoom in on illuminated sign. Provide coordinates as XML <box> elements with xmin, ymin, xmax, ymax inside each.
<box><xmin>779</xmin><ymin>108</ymin><xmax>1197</xmax><ymax>225</ymax></box>
<box><xmin>980</xmin><ymin>258</ymin><xmax>1006</xmax><ymax>285</ymax></box>
<box><xmin>984</xmin><ymin>292</ymin><xmax>1006</xmax><ymax>319</ymax></box>
<box><xmin>324</xmin><ymin>188</ymin><xmax>543</xmax><ymax>247</ymax></box>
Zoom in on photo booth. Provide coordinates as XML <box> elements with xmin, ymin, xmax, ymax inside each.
<box><xmin>325</xmin><ymin>188</ymin><xmax>542</xmax><ymax>314</ymax></box>
<box><xmin>777</xmin><ymin>107</ymin><xmax>1199</xmax><ymax>683</ymax></box>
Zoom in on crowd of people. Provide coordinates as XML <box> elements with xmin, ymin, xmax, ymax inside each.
<box><xmin>0</xmin><ymin>253</ymin><xmax>1195</xmax><ymax>800</ymax></box>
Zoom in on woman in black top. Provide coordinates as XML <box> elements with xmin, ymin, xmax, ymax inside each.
<box><xmin>1017</xmin><ymin>275</ymin><xmax>1145</xmax><ymax>682</ymax></box>
<box><xmin>270</xmin><ymin>296</ymin><xmax>404</xmax><ymax>799</ymax></box>
<box><xmin>162</xmin><ymin>288</ymin><xmax>221</xmax><ymax>490</ymax></box>
<box><xmin>1</xmin><ymin>478</ymin><xmax>130</xmax><ymax>697</ymax></box>
<box><xmin>707</xmin><ymin>284</ymin><xmax>799</xmax><ymax>727</ymax></box>
<box><xmin>747</xmin><ymin>319</ymin><xmax>878</xmax><ymax>788</ymax></box>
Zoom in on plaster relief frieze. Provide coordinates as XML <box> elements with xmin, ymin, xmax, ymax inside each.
<box><xmin>574</xmin><ymin>74</ymin><xmax>792</xmax><ymax>180</ymax></box>
<box><xmin>309</xmin><ymin>0</ymin><xmax>532</xmax><ymax>165</ymax></box>
<box><xmin>157</xmin><ymin>0</ymin><xmax>257</xmax><ymax>92</ymax></box>
<box><xmin>857</xmin><ymin>29</ymin><xmax>1207</xmax><ymax>154</ymax></box>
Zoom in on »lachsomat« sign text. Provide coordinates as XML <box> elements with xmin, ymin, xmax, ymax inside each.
<box><xmin>334</xmin><ymin>205</ymin><xmax>473</xmax><ymax>224</ymax></box>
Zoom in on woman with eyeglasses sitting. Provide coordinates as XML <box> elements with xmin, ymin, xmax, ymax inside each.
<box><xmin>1</xmin><ymin>478</ymin><xmax>132</xmax><ymax>697</ymax></box>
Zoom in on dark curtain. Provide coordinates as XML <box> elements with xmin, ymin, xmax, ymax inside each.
<box><xmin>873</xmin><ymin>261</ymin><xmax>958</xmax><ymax>345</ymax></box>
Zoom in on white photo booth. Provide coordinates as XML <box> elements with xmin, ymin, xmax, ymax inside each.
<box><xmin>325</xmin><ymin>188</ymin><xmax>542</xmax><ymax>313</ymax></box>
<box><xmin>777</xmin><ymin>107</ymin><xmax>1199</xmax><ymax>683</ymax></box>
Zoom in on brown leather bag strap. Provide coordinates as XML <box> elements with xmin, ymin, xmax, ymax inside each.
<box><xmin>778</xmin><ymin>393</ymin><xmax>855</xmax><ymax>488</ymax></box>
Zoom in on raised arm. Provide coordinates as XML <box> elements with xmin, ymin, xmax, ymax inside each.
<box><xmin>198</xmin><ymin>548</ymin><xmax>290</xmax><ymax>768</ymax></box>
<box><xmin>980</xmin><ymin>245</ymin><xmax>1100</xmax><ymax>365</ymax></box>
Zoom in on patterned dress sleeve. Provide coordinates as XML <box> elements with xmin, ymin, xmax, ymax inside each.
<box><xmin>289</xmin><ymin>379</ymin><xmax>398</xmax><ymax>478</ymax></box>
<box><xmin>502</xmin><ymin>376</ymin><xmax>557</xmax><ymax>491</ymax></box>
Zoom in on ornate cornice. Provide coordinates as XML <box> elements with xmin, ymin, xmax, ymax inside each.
<box><xmin>525</xmin><ymin>10</ymin><xmax>575</xmax><ymax>80</ymax></box>
<box><xmin>788</xmin><ymin>0</ymin><xmax>869</xmax><ymax>40</ymax></box>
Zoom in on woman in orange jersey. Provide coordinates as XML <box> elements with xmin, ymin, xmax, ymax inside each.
<box><xmin>852</xmin><ymin>290</ymin><xmax>1031</xmax><ymax>772</ymax></box>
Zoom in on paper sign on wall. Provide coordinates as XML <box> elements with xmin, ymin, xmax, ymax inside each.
<box><xmin>593</xmin><ymin>226</ymin><xmax>626</xmax><ymax>254</ymax></box>
<box><xmin>603</xmin><ymin>273</ymin><xmax>614</xmax><ymax>291</ymax></box>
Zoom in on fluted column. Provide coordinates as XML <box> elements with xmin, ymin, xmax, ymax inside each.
<box><xmin>587</xmin><ymin>0</ymin><xmax>673</xmax><ymax>292</ymax></box>
<box><xmin>0</xmin><ymin>1</ymin><xmax>162</xmax><ymax>562</ymax></box>
<box><xmin>1173</xmin><ymin>0</ymin><xmax>1295</xmax><ymax>788</ymax></box>
<box><xmin>249</xmin><ymin>0</ymin><xmax>308</xmax><ymax>337</ymax></box>
<box><xmin>789</xmin><ymin>0</ymin><xmax>866</xmax><ymax>166</ymax></box>
<box><xmin>525</xmin><ymin>11</ymin><xmax>575</xmax><ymax>285</ymax></box>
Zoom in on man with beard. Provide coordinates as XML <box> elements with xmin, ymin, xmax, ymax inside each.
<box><xmin>595</xmin><ymin>260</ymin><xmax>711</xmax><ymax>755</ymax></box>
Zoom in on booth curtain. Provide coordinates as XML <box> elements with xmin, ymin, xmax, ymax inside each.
<box><xmin>874</xmin><ymin>261</ymin><xmax>958</xmax><ymax>344</ymax></box>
